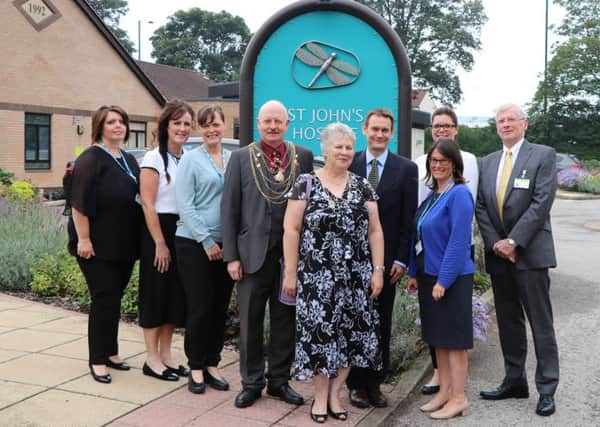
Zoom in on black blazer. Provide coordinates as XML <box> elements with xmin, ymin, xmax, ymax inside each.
<box><xmin>350</xmin><ymin>150</ymin><xmax>418</xmax><ymax>267</ymax></box>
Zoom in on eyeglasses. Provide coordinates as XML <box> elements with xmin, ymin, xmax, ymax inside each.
<box><xmin>429</xmin><ymin>157</ymin><xmax>451</xmax><ymax>166</ymax></box>
<box><xmin>432</xmin><ymin>124</ymin><xmax>457</xmax><ymax>130</ymax></box>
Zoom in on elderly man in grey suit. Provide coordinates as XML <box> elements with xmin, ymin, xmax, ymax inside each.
<box><xmin>476</xmin><ymin>103</ymin><xmax>559</xmax><ymax>417</ymax></box>
<box><xmin>221</xmin><ymin>100</ymin><xmax>313</xmax><ymax>408</ymax></box>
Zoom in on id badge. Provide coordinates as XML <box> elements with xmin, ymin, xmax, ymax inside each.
<box><xmin>415</xmin><ymin>240</ymin><xmax>423</xmax><ymax>255</ymax></box>
<box><xmin>513</xmin><ymin>178</ymin><xmax>530</xmax><ymax>189</ymax></box>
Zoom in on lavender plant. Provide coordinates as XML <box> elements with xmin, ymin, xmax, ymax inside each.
<box><xmin>557</xmin><ymin>167</ymin><xmax>590</xmax><ymax>189</ymax></box>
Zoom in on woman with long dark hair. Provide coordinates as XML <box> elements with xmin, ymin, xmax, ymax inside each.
<box><xmin>139</xmin><ymin>99</ymin><xmax>194</xmax><ymax>381</ymax></box>
<box><xmin>68</xmin><ymin>105</ymin><xmax>142</xmax><ymax>384</ymax></box>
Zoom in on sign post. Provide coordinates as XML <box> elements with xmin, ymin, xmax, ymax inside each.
<box><xmin>240</xmin><ymin>0</ymin><xmax>411</xmax><ymax>157</ymax></box>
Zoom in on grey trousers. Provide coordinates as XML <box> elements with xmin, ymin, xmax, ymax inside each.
<box><xmin>491</xmin><ymin>267</ymin><xmax>559</xmax><ymax>396</ymax></box>
<box><xmin>236</xmin><ymin>248</ymin><xmax>295</xmax><ymax>390</ymax></box>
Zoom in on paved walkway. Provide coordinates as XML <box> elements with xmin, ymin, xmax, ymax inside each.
<box><xmin>0</xmin><ymin>292</ymin><xmax>399</xmax><ymax>426</ymax></box>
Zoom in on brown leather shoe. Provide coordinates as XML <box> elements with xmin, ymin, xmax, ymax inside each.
<box><xmin>349</xmin><ymin>389</ymin><xmax>370</xmax><ymax>408</ymax></box>
<box><xmin>367</xmin><ymin>387</ymin><xmax>388</xmax><ymax>408</ymax></box>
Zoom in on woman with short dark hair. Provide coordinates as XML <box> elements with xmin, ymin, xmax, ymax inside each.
<box><xmin>68</xmin><ymin>105</ymin><xmax>142</xmax><ymax>384</ymax></box>
<box><xmin>175</xmin><ymin>105</ymin><xmax>234</xmax><ymax>394</ymax></box>
<box><xmin>407</xmin><ymin>138</ymin><xmax>475</xmax><ymax>419</ymax></box>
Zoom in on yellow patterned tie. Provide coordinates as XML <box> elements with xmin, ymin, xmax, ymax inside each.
<box><xmin>368</xmin><ymin>158</ymin><xmax>379</xmax><ymax>190</ymax></box>
<box><xmin>497</xmin><ymin>150</ymin><xmax>513</xmax><ymax>223</ymax></box>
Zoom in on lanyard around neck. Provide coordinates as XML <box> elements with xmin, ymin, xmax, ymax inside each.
<box><xmin>417</xmin><ymin>181</ymin><xmax>454</xmax><ymax>239</ymax></box>
<box><xmin>100</xmin><ymin>144</ymin><xmax>135</xmax><ymax>181</ymax></box>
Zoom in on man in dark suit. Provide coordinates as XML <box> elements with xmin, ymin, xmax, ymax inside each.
<box><xmin>221</xmin><ymin>100</ymin><xmax>314</xmax><ymax>408</ymax></box>
<box><xmin>346</xmin><ymin>108</ymin><xmax>418</xmax><ymax>408</ymax></box>
<box><xmin>476</xmin><ymin>103</ymin><xmax>559</xmax><ymax>417</ymax></box>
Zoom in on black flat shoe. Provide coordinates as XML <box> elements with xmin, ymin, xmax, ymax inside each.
<box><xmin>166</xmin><ymin>364</ymin><xmax>189</xmax><ymax>377</ymax></box>
<box><xmin>204</xmin><ymin>369</ymin><xmax>229</xmax><ymax>391</ymax></box>
<box><xmin>142</xmin><ymin>362</ymin><xmax>179</xmax><ymax>381</ymax></box>
<box><xmin>106</xmin><ymin>359</ymin><xmax>130</xmax><ymax>371</ymax></box>
<box><xmin>421</xmin><ymin>384</ymin><xmax>440</xmax><ymax>395</ymax></box>
<box><xmin>90</xmin><ymin>366</ymin><xmax>111</xmax><ymax>384</ymax></box>
<box><xmin>327</xmin><ymin>404</ymin><xmax>348</xmax><ymax>420</ymax></box>
<box><xmin>188</xmin><ymin>374</ymin><xmax>206</xmax><ymax>394</ymax></box>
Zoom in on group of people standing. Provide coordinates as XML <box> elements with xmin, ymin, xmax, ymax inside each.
<box><xmin>67</xmin><ymin>98</ymin><xmax>559</xmax><ymax>422</ymax></box>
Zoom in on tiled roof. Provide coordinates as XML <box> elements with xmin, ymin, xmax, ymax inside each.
<box><xmin>137</xmin><ymin>61</ymin><xmax>214</xmax><ymax>101</ymax></box>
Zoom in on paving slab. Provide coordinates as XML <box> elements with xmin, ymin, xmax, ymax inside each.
<box><xmin>0</xmin><ymin>308</ymin><xmax>66</xmax><ymax>328</ymax></box>
<box><xmin>0</xmin><ymin>389</ymin><xmax>138</xmax><ymax>427</ymax></box>
<box><xmin>60</xmin><ymin>367</ymin><xmax>185</xmax><ymax>405</ymax></box>
<box><xmin>0</xmin><ymin>352</ymin><xmax>88</xmax><ymax>387</ymax></box>
<box><xmin>0</xmin><ymin>328</ymin><xmax>81</xmax><ymax>352</ymax></box>
<box><xmin>0</xmin><ymin>348</ymin><xmax>27</xmax><ymax>364</ymax></box>
<box><xmin>110</xmin><ymin>398</ymin><xmax>205</xmax><ymax>427</ymax></box>
<box><xmin>42</xmin><ymin>336</ymin><xmax>146</xmax><ymax>362</ymax></box>
<box><xmin>0</xmin><ymin>380</ymin><xmax>46</xmax><ymax>410</ymax></box>
<box><xmin>32</xmin><ymin>315</ymin><xmax>89</xmax><ymax>335</ymax></box>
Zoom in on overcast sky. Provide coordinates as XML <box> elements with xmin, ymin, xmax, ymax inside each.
<box><xmin>121</xmin><ymin>0</ymin><xmax>564</xmax><ymax>118</ymax></box>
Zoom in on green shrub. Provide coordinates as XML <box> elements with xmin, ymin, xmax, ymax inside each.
<box><xmin>0</xmin><ymin>167</ymin><xmax>15</xmax><ymax>186</ymax></box>
<box><xmin>389</xmin><ymin>280</ymin><xmax>422</xmax><ymax>374</ymax></box>
<box><xmin>30</xmin><ymin>253</ymin><xmax>62</xmax><ymax>296</ymax></box>
<box><xmin>576</xmin><ymin>175</ymin><xmax>600</xmax><ymax>194</ymax></box>
<box><xmin>473</xmin><ymin>271</ymin><xmax>491</xmax><ymax>294</ymax></box>
<box><xmin>0</xmin><ymin>199</ymin><xmax>66</xmax><ymax>290</ymax></box>
<box><xmin>121</xmin><ymin>262</ymin><xmax>140</xmax><ymax>318</ymax></box>
<box><xmin>581</xmin><ymin>159</ymin><xmax>600</xmax><ymax>170</ymax></box>
<box><xmin>8</xmin><ymin>181</ymin><xmax>35</xmax><ymax>201</ymax></box>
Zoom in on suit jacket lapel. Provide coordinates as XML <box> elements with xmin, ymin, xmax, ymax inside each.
<box><xmin>503</xmin><ymin>141</ymin><xmax>531</xmax><ymax>205</ymax></box>
<box><xmin>355</xmin><ymin>151</ymin><xmax>367</xmax><ymax>178</ymax></box>
<box><xmin>377</xmin><ymin>155</ymin><xmax>396</xmax><ymax>194</ymax></box>
<box><xmin>488</xmin><ymin>150</ymin><xmax>504</xmax><ymax>228</ymax></box>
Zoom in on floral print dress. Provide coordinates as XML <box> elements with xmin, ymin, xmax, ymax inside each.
<box><xmin>288</xmin><ymin>172</ymin><xmax>383</xmax><ymax>380</ymax></box>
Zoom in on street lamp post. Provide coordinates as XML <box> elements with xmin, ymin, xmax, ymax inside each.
<box><xmin>137</xmin><ymin>20</ymin><xmax>154</xmax><ymax>61</ymax></box>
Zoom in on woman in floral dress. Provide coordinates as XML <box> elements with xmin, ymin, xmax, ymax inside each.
<box><xmin>283</xmin><ymin>122</ymin><xmax>385</xmax><ymax>423</ymax></box>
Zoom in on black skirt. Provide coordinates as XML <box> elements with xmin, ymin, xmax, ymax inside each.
<box><xmin>417</xmin><ymin>255</ymin><xmax>473</xmax><ymax>350</ymax></box>
<box><xmin>138</xmin><ymin>213</ymin><xmax>186</xmax><ymax>328</ymax></box>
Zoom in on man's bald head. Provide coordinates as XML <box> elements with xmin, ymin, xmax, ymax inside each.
<box><xmin>257</xmin><ymin>100</ymin><xmax>290</xmax><ymax>147</ymax></box>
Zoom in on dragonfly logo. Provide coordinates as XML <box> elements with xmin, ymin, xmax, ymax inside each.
<box><xmin>292</xmin><ymin>41</ymin><xmax>361</xmax><ymax>90</ymax></box>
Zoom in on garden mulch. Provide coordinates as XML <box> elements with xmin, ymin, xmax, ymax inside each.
<box><xmin>0</xmin><ymin>291</ymin><xmax>428</xmax><ymax>427</ymax></box>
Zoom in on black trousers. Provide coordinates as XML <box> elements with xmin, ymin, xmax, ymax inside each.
<box><xmin>175</xmin><ymin>237</ymin><xmax>233</xmax><ymax>370</ymax></box>
<box><xmin>491</xmin><ymin>267</ymin><xmax>559</xmax><ymax>395</ymax></box>
<box><xmin>237</xmin><ymin>247</ymin><xmax>295</xmax><ymax>390</ymax></box>
<box><xmin>77</xmin><ymin>257</ymin><xmax>134</xmax><ymax>365</ymax></box>
<box><xmin>346</xmin><ymin>270</ymin><xmax>394</xmax><ymax>390</ymax></box>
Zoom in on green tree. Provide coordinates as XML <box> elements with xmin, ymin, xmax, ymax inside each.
<box><xmin>356</xmin><ymin>0</ymin><xmax>487</xmax><ymax>105</ymax></box>
<box><xmin>150</xmin><ymin>8</ymin><xmax>251</xmax><ymax>82</ymax></box>
<box><xmin>528</xmin><ymin>0</ymin><xmax>600</xmax><ymax>159</ymax></box>
<box><xmin>88</xmin><ymin>0</ymin><xmax>135</xmax><ymax>53</ymax></box>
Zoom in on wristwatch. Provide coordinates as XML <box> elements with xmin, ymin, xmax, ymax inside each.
<box><xmin>507</xmin><ymin>238</ymin><xmax>516</xmax><ymax>247</ymax></box>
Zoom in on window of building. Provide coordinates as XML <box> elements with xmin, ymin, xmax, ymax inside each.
<box><xmin>128</xmin><ymin>122</ymin><xmax>147</xmax><ymax>148</ymax></box>
<box><xmin>25</xmin><ymin>113</ymin><xmax>51</xmax><ymax>170</ymax></box>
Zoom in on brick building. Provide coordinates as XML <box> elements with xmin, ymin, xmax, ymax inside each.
<box><xmin>0</xmin><ymin>0</ymin><xmax>164</xmax><ymax>189</ymax></box>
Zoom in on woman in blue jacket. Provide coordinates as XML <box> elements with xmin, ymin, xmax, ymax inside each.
<box><xmin>407</xmin><ymin>138</ymin><xmax>474</xmax><ymax>420</ymax></box>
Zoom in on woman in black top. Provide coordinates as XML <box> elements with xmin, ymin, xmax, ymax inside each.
<box><xmin>68</xmin><ymin>105</ymin><xmax>142</xmax><ymax>384</ymax></box>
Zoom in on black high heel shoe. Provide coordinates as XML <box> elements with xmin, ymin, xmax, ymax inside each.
<box><xmin>90</xmin><ymin>365</ymin><xmax>111</xmax><ymax>384</ymax></box>
<box><xmin>327</xmin><ymin>404</ymin><xmax>348</xmax><ymax>420</ymax></box>
<box><xmin>310</xmin><ymin>401</ymin><xmax>328</xmax><ymax>424</ymax></box>
<box><xmin>106</xmin><ymin>359</ymin><xmax>130</xmax><ymax>371</ymax></box>
<box><xmin>142</xmin><ymin>362</ymin><xmax>179</xmax><ymax>381</ymax></box>
<box><xmin>188</xmin><ymin>374</ymin><xmax>206</xmax><ymax>394</ymax></box>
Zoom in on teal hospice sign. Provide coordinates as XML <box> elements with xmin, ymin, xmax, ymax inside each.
<box><xmin>253</xmin><ymin>11</ymin><xmax>399</xmax><ymax>155</ymax></box>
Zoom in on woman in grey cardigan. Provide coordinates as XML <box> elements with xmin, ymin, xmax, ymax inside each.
<box><xmin>175</xmin><ymin>105</ymin><xmax>233</xmax><ymax>394</ymax></box>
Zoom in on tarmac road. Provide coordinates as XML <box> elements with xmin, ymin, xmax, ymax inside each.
<box><xmin>388</xmin><ymin>197</ymin><xmax>600</xmax><ymax>427</ymax></box>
